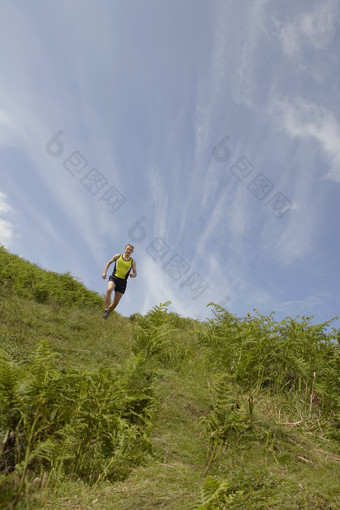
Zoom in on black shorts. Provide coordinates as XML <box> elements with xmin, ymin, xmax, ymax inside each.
<box><xmin>109</xmin><ymin>275</ymin><xmax>127</xmax><ymax>294</ymax></box>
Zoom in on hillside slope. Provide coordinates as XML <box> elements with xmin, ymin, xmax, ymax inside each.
<box><xmin>0</xmin><ymin>248</ymin><xmax>339</xmax><ymax>509</ymax></box>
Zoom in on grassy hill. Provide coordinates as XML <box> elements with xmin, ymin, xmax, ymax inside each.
<box><xmin>0</xmin><ymin>246</ymin><xmax>339</xmax><ymax>509</ymax></box>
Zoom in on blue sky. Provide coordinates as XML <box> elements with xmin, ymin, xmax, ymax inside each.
<box><xmin>1</xmin><ymin>0</ymin><xmax>340</xmax><ymax>325</ymax></box>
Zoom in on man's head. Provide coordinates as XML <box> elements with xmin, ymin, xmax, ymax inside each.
<box><xmin>125</xmin><ymin>243</ymin><xmax>134</xmax><ymax>254</ymax></box>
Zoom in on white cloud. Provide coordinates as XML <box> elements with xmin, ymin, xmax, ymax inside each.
<box><xmin>300</xmin><ymin>6</ymin><xmax>336</xmax><ymax>49</ymax></box>
<box><xmin>278</xmin><ymin>0</ymin><xmax>338</xmax><ymax>58</ymax></box>
<box><xmin>0</xmin><ymin>192</ymin><xmax>12</xmax><ymax>214</ymax></box>
<box><xmin>0</xmin><ymin>109</ymin><xmax>17</xmax><ymax>146</ymax></box>
<box><xmin>192</xmin><ymin>0</ymin><xmax>270</xmax><ymax>164</ymax></box>
<box><xmin>0</xmin><ymin>3</ymin><xmax>125</xmax><ymax>258</ymax></box>
<box><xmin>139</xmin><ymin>257</ymin><xmax>182</xmax><ymax>315</ymax></box>
<box><xmin>0</xmin><ymin>219</ymin><xmax>14</xmax><ymax>247</ymax></box>
<box><xmin>270</xmin><ymin>96</ymin><xmax>340</xmax><ymax>182</ymax></box>
<box><xmin>0</xmin><ymin>192</ymin><xmax>15</xmax><ymax>247</ymax></box>
<box><xmin>147</xmin><ymin>164</ymin><xmax>169</xmax><ymax>238</ymax></box>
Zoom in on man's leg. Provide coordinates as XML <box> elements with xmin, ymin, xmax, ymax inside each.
<box><xmin>104</xmin><ymin>281</ymin><xmax>115</xmax><ymax>310</ymax></box>
<box><xmin>108</xmin><ymin>291</ymin><xmax>123</xmax><ymax>313</ymax></box>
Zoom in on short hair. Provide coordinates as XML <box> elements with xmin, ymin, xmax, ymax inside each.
<box><xmin>125</xmin><ymin>243</ymin><xmax>134</xmax><ymax>251</ymax></box>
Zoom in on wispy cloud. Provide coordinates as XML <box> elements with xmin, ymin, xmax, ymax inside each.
<box><xmin>0</xmin><ymin>109</ymin><xmax>17</xmax><ymax>146</ymax></box>
<box><xmin>1</xmin><ymin>0</ymin><xmax>339</xmax><ymax>325</ymax></box>
<box><xmin>270</xmin><ymin>96</ymin><xmax>340</xmax><ymax>182</ymax></box>
<box><xmin>0</xmin><ymin>219</ymin><xmax>14</xmax><ymax>247</ymax></box>
<box><xmin>0</xmin><ymin>192</ymin><xmax>15</xmax><ymax>247</ymax></box>
<box><xmin>0</xmin><ymin>2</ymin><xmax>127</xmax><ymax>253</ymax></box>
<box><xmin>277</xmin><ymin>0</ymin><xmax>338</xmax><ymax>59</ymax></box>
<box><xmin>0</xmin><ymin>192</ymin><xmax>12</xmax><ymax>215</ymax></box>
<box><xmin>138</xmin><ymin>258</ymin><xmax>183</xmax><ymax>315</ymax></box>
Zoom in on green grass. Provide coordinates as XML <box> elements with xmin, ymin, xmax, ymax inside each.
<box><xmin>0</xmin><ymin>247</ymin><xmax>339</xmax><ymax>509</ymax></box>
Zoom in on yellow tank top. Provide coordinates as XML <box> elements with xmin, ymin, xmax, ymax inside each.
<box><xmin>113</xmin><ymin>254</ymin><xmax>133</xmax><ymax>279</ymax></box>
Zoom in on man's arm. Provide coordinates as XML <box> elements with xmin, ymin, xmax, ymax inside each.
<box><xmin>130</xmin><ymin>259</ymin><xmax>137</xmax><ymax>278</ymax></box>
<box><xmin>102</xmin><ymin>254</ymin><xmax>120</xmax><ymax>279</ymax></box>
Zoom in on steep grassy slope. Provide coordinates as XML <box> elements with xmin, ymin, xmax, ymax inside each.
<box><xmin>0</xmin><ymin>248</ymin><xmax>339</xmax><ymax>509</ymax></box>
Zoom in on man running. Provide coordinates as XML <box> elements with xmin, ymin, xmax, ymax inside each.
<box><xmin>102</xmin><ymin>243</ymin><xmax>137</xmax><ymax>319</ymax></box>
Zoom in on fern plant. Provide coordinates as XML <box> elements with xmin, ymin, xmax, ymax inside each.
<box><xmin>202</xmin><ymin>374</ymin><xmax>253</xmax><ymax>472</ymax></box>
<box><xmin>202</xmin><ymin>304</ymin><xmax>339</xmax><ymax>406</ymax></box>
<box><xmin>0</xmin><ymin>340</ymin><xmax>155</xmax><ymax>504</ymax></box>
<box><xmin>131</xmin><ymin>301</ymin><xmax>191</xmax><ymax>368</ymax></box>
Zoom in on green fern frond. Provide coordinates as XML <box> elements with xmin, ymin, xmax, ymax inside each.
<box><xmin>0</xmin><ymin>359</ymin><xmax>17</xmax><ymax>395</ymax></box>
